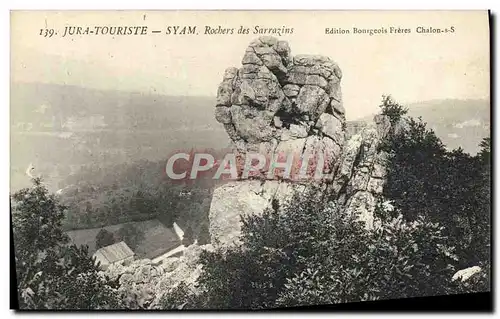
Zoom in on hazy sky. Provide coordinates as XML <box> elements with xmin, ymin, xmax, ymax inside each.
<box><xmin>11</xmin><ymin>10</ymin><xmax>490</xmax><ymax>119</ymax></box>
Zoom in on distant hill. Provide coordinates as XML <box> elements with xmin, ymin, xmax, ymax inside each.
<box><xmin>11</xmin><ymin>82</ymin><xmax>223</xmax><ymax>132</ymax></box>
<box><xmin>10</xmin><ymin>82</ymin><xmax>229</xmax><ymax>191</ymax></box>
<box><xmin>357</xmin><ymin>99</ymin><xmax>490</xmax><ymax>154</ymax></box>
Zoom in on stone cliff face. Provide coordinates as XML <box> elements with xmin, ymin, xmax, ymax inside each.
<box><xmin>210</xmin><ymin>36</ymin><xmax>391</xmax><ymax>247</ymax></box>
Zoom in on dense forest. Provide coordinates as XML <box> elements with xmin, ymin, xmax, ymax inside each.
<box><xmin>11</xmin><ymin>96</ymin><xmax>490</xmax><ymax>309</ymax></box>
<box><xmin>58</xmin><ymin>159</ymin><xmax>213</xmax><ymax>244</ymax></box>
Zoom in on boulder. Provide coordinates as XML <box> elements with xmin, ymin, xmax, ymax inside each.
<box><xmin>452</xmin><ymin>266</ymin><xmax>482</xmax><ymax>282</ymax></box>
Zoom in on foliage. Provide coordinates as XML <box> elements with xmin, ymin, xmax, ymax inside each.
<box><xmin>478</xmin><ymin>137</ymin><xmax>491</xmax><ymax>164</ymax></box>
<box><xmin>12</xmin><ymin>178</ymin><xmax>68</xmax><ymax>255</ymax></box>
<box><xmin>158</xmin><ymin>283</ymin><xmax>201</xmax><ymax>310</ymax></box>
<box><xmin>379</xmin><ymin>95</ymin><xmax>408</xmax><ymax>127</ymax></box>
<box><xmin>193</xmin><ymin>195</ymin><xmax>333</xmax><ymax>309</ymax></box>
<box><xmin>95</xmin><ymin>228</ymin><xmax>116</xmax><ymax>249</ymax></box>
<box><xmin>277</xmin><ymin>211</ymin><xmax>457</xmax><ymax>307</ymax></box>
<box><xmin>163</xmin><ymin>96</ymin><xmax>491</xmax><ymax>309</ymax></box>
<box><xmin>474</xmin><ymin>137</ymin><xmax>491</xmax><ymax>257</ymax></box>
<box><xmin>11</xmin><ymin>178</ymin><xmax>121</xmax><ymax>309</ymax></box>
<box><xmin>116</xmin><ymin>223</ymin><xmax>145</xmax><ymax>250</ymax></box>
<box><xmin>182</xmin><ymin>225</ymin><xmax>195</xmax><ymax>246</ymax></box>
<box><xmin>174</xmin><ymin>190</ymin><xmax>459</xmax><ymax>309</ymax></box>
<box><xmin>59</xmin><ymin>160</ymin><xmax>212</xmax><ymax>244</ymax></box>
<box><xmin>381</xmin><ymin>107</ymin><xmax>490</xmax><ymax>265</ymax></box>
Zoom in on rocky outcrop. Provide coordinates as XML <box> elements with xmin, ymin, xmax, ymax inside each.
<box><xmin>102</xmin><ymin>244</ymin><xmax>213</xmax><ymax>309</ymax></box>
<box><xmin>209</xmin><ymin>180</ymin><xmax>308</xmax><ymax>247</ymax></box>
<box><xmin>215</xmin><ymin>36</ymin><xmax>344</xmax><ymax>163</ymax></box>
<box><xmin>103</xmin><ymin>37</ymin><xmax>395</xmax><ymax>305</ymax></box>
<box><xmin>210</xmin><ymin>37</ymin><xmax>392</xmax><ymax>247</ymax></box>
<box><xmin>345</xmin><ymin>120</ymin><xmax>369</xmax><ymax>140</ymax></box>
<box><xmin>452</xmin><ymin>266</ymin><xmax>482</xmax><ymax>282</ymax></box>
<box><xmin>330</xmin><ymin>114</ymin><xmax>391</xmax><ymax>229</ymax></box>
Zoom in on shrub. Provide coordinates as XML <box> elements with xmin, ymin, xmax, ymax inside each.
<box><xmin>276</xmin><ymin>207</ymin><xmax>457</xmax><ymax>307</ymax></box>
<box><xmin>116</xmin><ymin>223</ymin><xmax>145</xmax><ymax>250</ymax></box>
<box><xmin>190</xmin><ymin>190</ymin><xmax>458</xmax><ymax>309</ymax></box>
<box><xmin>95</xmin><ymin>228</ymin><xmax>116</xmax><ymax>249</ymax></box>
<box><xmin>12</xmin><ymin>178</ymin><xmax>121</xmax><ymax>309</ymax></box>
<box><xmin>379</xmin><ymin>95</ymin><xmax>408</xmax><ymax>127</ymax></box>
<box><xmin>381</xmin><ymin>106</ymin><xmax>490</xmax><ymax>265</ymax></box>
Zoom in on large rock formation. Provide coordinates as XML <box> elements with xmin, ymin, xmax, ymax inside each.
<box><xmin>210</xmin><ymin>36</ymin><xmax>391</xmax><ymax>247</ymax></box>
<box><xmin>101</xmin><ymin>37</ymin><xmax>394</xmax><ymax>306</ymax></box>
<box><xmin>215</xmin><ymin>36</ymin><xmax>344</xmax><ymax>159</ymax></box>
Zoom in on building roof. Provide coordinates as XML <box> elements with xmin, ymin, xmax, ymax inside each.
<box><xmin>67</xmin><ymin>219</ymin><xmax>183</xmax><ymax>260</ymax></box>
<box><xmin>140</xmin><ymin>225</ymin><xmax>182</xmax><ymax>259</ymax></box>
<box><xmin>93</xmin><ymin>241</ymin><xmax>134</xmax><ymax>264</ymax></box>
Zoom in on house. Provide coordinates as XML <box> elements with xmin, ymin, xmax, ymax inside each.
<box><xmin>93</xmin><ymin>241</ymin><xmax>135</xmax><ymax>270</ymax></box>
<box><xmin>67</xmin><ymin>219</ymin><xmax>189</xmax><ymax>267</ymax></box>
<box><xmin>179</xmin><ymin>190</ymin><xmax>192</xmax><ymax>198</ymax></box>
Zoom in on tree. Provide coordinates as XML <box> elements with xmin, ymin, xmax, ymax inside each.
<box><xmin>187</xmin><ymin>195</ymin><xmax>330</xmax><ymax>309</ymax></box>
<box><xmin>379</xmin><ymin>94</ymin><xmax>408</xmax><ymax>127</ymax></box>
<box><xmin>11</xmin><ymin>178</ymin><xmax>121</xmax><ymax>309</ymax></box>
<box><xmin>170</xmin><ymin>189</ymin><xmax>458</xmax><ymax>310</ymax></box>
<box><xmin>182</xmin><ymin>225</ymin><xmax>195</xmax><ymax>246</ymax></box>
<box><xmin>276</xmin><ymin>209</ymin><xmax>457</xmax><ymax>307</ymax></box>
<box><xmin>116</xmin><ymin>223</ymin><xmax>144</xmax><ymax>250</ymax></box>
<box><xmin>478</xmin><ymin>137</ymin><xmax>491</xmax><ymax>165</ymax></box>
<box><xmin>95</xmin><ymin>229</ymin><xmax>116</xmax><ymax>249</ymax></box>
<box><xmin>381</xmin><ymin>105</ymin><xmax>490</xmax><ymax>265</ymax></box>
<box><xmin>468</xmin><ymin>137</ymin><xmax>491</xmax><ymax>264</ymax></box>
<box><xmin>130</xmin><ymin>190</ymin><xmax>153</xmax><ymax>215</ymax></box>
